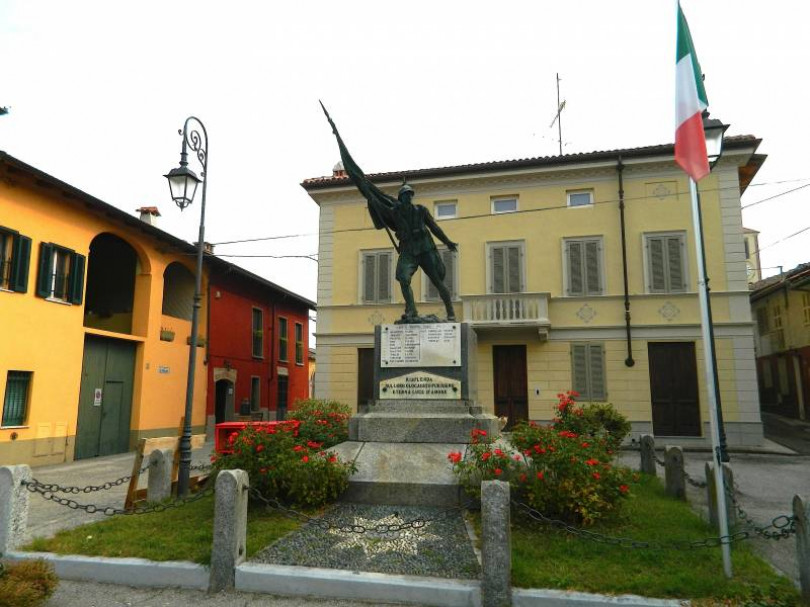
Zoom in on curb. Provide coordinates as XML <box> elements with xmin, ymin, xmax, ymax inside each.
<box><xmin>5</xmin><ymin>551</ymin><xmax>208</xmax><ymax>590</ymax></box>
<box><xmin>236</xmin><ymin>562</ymin><xmax>481</xmax><ymax>606</ymax></box>
<box><xmin>513</xmin><ymin>588</ymin><xmax>685</xmax><ymax>606</ymax></box>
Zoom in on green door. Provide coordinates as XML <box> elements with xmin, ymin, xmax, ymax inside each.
<box><xmin>76</xmin><ymin>336</ymin><xmax>136</xmax><ymax>459</ymax></box>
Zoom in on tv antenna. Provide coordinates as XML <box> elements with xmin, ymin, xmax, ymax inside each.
<box><xmin>549</xmin><ymin>73</ymin><xmax>565</xmax><ymax>155</ymax></box>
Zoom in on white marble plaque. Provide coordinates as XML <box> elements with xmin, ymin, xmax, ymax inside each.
<box><xmin>380</xmin><ymin>323</ymin><xmax>461</xmax><ymax>367</ymax></box>
<box><xmin>379</xmin><ymin>371</ymin><xmax>461</xmax><ymax>400</ymax></box>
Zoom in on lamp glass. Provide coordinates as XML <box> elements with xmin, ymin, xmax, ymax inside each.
<box><xmin>165</xmin><ymin>167</ymin><xmax>200</xmax><ymax>209</ymax></box>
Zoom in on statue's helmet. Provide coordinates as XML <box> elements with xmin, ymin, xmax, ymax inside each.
<box><xmin>398</xmin><ymin>183</ymin><xmax>415</xmax><ymax>197</ymax></box>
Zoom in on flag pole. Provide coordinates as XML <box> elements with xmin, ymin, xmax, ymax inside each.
<box><xmin>688</xmin><ymin>176</ymin><xmax>733</xmax><ymax>578</ymax></box>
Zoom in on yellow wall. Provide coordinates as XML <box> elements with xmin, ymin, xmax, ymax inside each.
<box><xmin>0</xmin><ymin>174</ymin><xmax>207</xmax><ymax>466</ymax></box>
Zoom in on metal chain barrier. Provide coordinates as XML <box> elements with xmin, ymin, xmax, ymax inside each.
<box><xmin>21</xmin><ymin>478</ymin><xmax>214</xmax><ymax>516</ymax></box>
<box><xmin>724</xmin><ymin>483</ymin><xmax>796</xmax><ymax>541</ymax></box>
<box><xmin>512</xmin><ymin>499</ymin><xmax>793</xmax><ymax>549</ymax></box>
<box><xmin>249</xmin><ymin>486</ymin><xmax>471</xmax><ymax>536</ymax></box>
<box><xmin>684</xmin><ymin>471</ymin><xmax>708</xmax><ymax>489</ymax></box>
<box><xmin>654</xmin><ymin>455</ymin><xmax>666</xmax><ymax>467</ymax></box>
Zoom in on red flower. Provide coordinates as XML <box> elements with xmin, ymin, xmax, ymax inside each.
<box><xmin>494</xmin><ymin>448</ymin><xmax>504</xmax><ymax>457</ymax></box>
<box><xmin>481</xmin><ymin>452</ymin><xmax>492</xmax><ymax>462</ymax></box>
<box><xmin>447</xmin><ymin>451</ymin><xmax>462</xmax><ymax>464</ymax></box>
<box><xmin>536</xmin><ymin>471</ymin><xmax>545</xmax><ymax>481</ymax></box>
<box><xmin>302</xmin><ymin>455</ymin><xmax>309</xmax><ymax>463</ymax></box>
<box><xmin>592</xmin><ymin>472</ymin><xmax>601</xmax><ymax>480</ymax></box>
<box><xmin>494</xmin><ymin>468</ymin><xmax>503</xmax><ymax>476</ymax></box>
<box><xmin>513</xmin><ymin>454</ymin><xmax>521</xmax><ymax>461</ymax></box>
<box><xmin>255</xmin><ymin>444</ymin><xmax>264</xmax><ymax>453</ymax></box>
<box><xmin>580</xmin><ymin>442</ymin><xmax>590</xmax><ymax>448</ymax></box>
<box><xmin>585</xmin><ymin>458</ymin><xmax>599</xmax><ymax>466</ymax></box>
<box><xmin>329</xmin><ymin>456</ymin><xmax>337</xmax><ymax>463</ymax></box>
<box><xmin>293</xmin><ymin>445</ymin><xmax>304</xmax><ymax>452</ymax></box>
<box><xmin>569</xmin><ymin>390</ymin><xmax>580</xmax><ymax>397</ymax></box>
<box><xmin>259</xmin><ymin>468</ymin><xmax>267</xmax><ymax>474</ymax></box>
<box><xmin>519</xmin><ymin>473</ymin><xmax>527</xmax><ymax>483</ymax></box>
<box><xmin>307</xmin><ymin>441</ymin><xmax>323</xmax><ymax>449</ymax></box>
<box><xmin>619</xmin><ymin>484</ymin><xmax>630</xmax><ymax>494</ymax></box>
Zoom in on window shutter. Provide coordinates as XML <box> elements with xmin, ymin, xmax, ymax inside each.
<box><xmin>588</xmin><ymin>344</ymin><xmax>606</xmax><ymax>401</ymax></box>
<box><xmin>444</xmin><ymin>249</ymin><xmax>457</xmax><ymax>299</ymax></box>
<box><xmin>10</xmin><ymin>235</ymin><xmax>31</xmax><ymax>293</ymax></box>
<box><xmin>571</xmin><ymin>344</ymin><xmax>589</xmax><ymax>398</ymax></box>
<box><xmin>647</xmin><ymin>237</ymin><xmax>666</xmax><ymax>293</ymax></box>
<box><xmin>567</xmin><ymin>241</ymin><xmax>583</xmax><ymax>296</ymax></box>
<box><xmin>667</xmin><ymin>236</ymin><xmax>685</xmax><ymax>292</ymax></box>
<box><xmin>363</xmin><ymin>253</ymin><xmax>376</xmax><ymax>303</ymax></box>
<box><xmin>68</xmin><ymin>253</ymin><xmax>86</xmax><ymax>305</ymax></box>
<box><xmin>584</xmin><ymin>240</ymin><xmax>601</xmax><ymax>294</ymax></box>
<box><xmin>377</xmin><ymin>252</ymin><xmax>391</xmax><ymax>302</ymax></box>
<box><xmin>491</xmin><ymin>246</ymin><xmax>505</xmax><ymax>293</ymax></box>
<box><xmin>507</xmin><ymin>245</ymin><xmax>521</xmax><ymax>293</ymax></box>
<box><xmin>36</xmin><ymin>242</ymin><xmax>54</xmax><ymax>298</ymax></box>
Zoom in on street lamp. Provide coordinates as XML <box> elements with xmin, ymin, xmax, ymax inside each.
<box><xmin>164</xmin><ymin>116</ymin><xmax>209</xmax><ymax>497</ymax></box>
<box><xmin>703</xmin><ymin>111</ymin><xmax>729</xmax><ymax>167</ymax></box>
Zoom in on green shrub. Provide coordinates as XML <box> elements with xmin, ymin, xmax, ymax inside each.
<box><xmin>0</xmin><ymin>559</ymin><xmax>59</xmax><ymax>607</ymax></box>
<box><xmin>447</xmin><ymin>428</ymin><xmax>520</xmax><ymax>491</ymax></box>
<box><xmin>548</xmin><ymin>391</ymin><xmax>631</xmax><ymax>449</ymax></box>
<box><xmin>288</xmin><ymin>399</ymin><xmax>351</xmax><ymax>448</ymax></box>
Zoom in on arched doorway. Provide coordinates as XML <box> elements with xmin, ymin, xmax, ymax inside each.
<box><xmin>84</xmin><ymin>233</ymin><xmax>139</xmax><ymax>334</ymax></box>
<box><xmin>215</xmin><ymin>379</ymin><xmax>234</xmax><ymax>424</ymax></box>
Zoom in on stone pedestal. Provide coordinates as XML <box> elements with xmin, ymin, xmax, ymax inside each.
<box><xmin>339</xmin><ymin>322</ymin><xmax>498</xmax><ymax>506</ymax></box>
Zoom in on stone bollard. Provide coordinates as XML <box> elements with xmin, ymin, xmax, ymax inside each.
<box><xmin>794</xmin><ymin>495</ymin><xmax>810</xmax><ymax>604</ymax></box>
<box><xmin>664</xmin><ymin>446</ymin><xmax>686</xmax><ymax>501</ymax></box>
<box><xmin>147</xmin><ymin>449</ymin><xmax>173</xmax><ymax>503</ymax></box>
<box><xmin>640</xmin><ymin>435</ymin><xmax>656</xmax><ymax>476</ymax></box>
<box><xmin>209</xmin><ymin>469</ymin><xmax>249</xmax><ymax>593</ymax></box>
<box><xmin>0</xmin><ymin>465</ymin><xmax>32</xmax><ymax>553</ymax></box>
<box><xmin>705</xmin><ymin>462</ymin><xmax>736</xmax><ymax>531</ymax></box>
<box><xmin>481</xmin><ymin>480</ymin><xmax>511</xmax><ymax>607</ymax></box>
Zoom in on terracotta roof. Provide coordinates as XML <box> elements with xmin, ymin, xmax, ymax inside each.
<box><xmin>302</xmin><ymin>135</ymin><xmax>762</xmax><ymax>190</ymax></box>
<box><xmin>750</xmin><ymin>262</ymin><xmax>810</xmax><ymax>301</ymax></box>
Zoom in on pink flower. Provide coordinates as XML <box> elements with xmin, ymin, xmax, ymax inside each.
<box><xmin>513</xmin><ymin>454</ymin><xmax>521</xmax><ymax>461</ymax></box>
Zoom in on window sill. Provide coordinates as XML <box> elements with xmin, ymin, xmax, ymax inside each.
<box><xmin>567</xmin><ymin>204</ymin><xmax>594</xmax><ymax>209</ymax></box>
<box><xmin>0</xmin><ymin>286</ymin><xmax>16</xmax><ymax>294</ymax></box>
<box><xmin>278</xmin><ymin>359</ymin><xmax>289</xmax><ymax>364</ymax></box>
<box><xmin>1</xmin><ymin>425</ymin><xmax>29</xmax><ymax>430</ymax></box>
<box><xmin>296</xmin><ymin>362</ymin><xmax>304</xmax><ymax>367</ymax></box>
<box><xmin>252</xmin><ymin>356</ymin><xmax>264</xmax><ymax>360</ymax></box>
<box><xmin>45</xmin><ymin>297</ymin><xmax>72</xmax><ymax>306</ymax></box>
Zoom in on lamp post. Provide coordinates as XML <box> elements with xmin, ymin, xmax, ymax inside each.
<box><xmin>164</xmin><ymin>116</ymin><xmax>208</xmax><ymax>497</ymax></box>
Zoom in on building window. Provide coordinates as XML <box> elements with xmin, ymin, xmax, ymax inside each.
<box><xmin>2</xmin><ymin>371</ymin><xmax>31</xmax><ymax>427</ymax></box>
<box><xmin>252</xmin><ymin>308</ymin><xmax>263</xmax><ymax>358</ymax></box>
<box><xmin>803</xmin><ymin>293</ymin><xmax>810</xmax><ymax>327</ymax></box>
<box><xmin>250</xmin><ymin>376</ymin><xmax>260</xmax><ymax>412</ymax></box>
<box><xmin>756</xmin><ymin>307</ymin><xmax>769</xmax><ymax>334</ymax></box>
<box><xmin>571</xmin><ymin>343</ymin><xmax>606</xmax><ymax>401</ymax></box>
<box><xmin>434</xmin><ymin>201</ymin><xmax>457</xmax><ymax>220</ymax></box>
<box><xmin>567</xmin><ymin>189</ymin><xmax>593</xmax><ymax>208</ymax></box>
<box><xmin>644</xmin><ymin>232</ymin><xmax>686</xmax><ymax>294</ymax></box>
<box><xmin>564</xmin><ymin>237</ymin><xmax>603</xmax><ymax>296</ymax></box>
<box><xmin>295</xmin><ymin>322</ymin><xmax>304</xmax><ymax>365</ymax></box>
<box><xmin>487</xmin><ymin>241</ymin><xmax>524</xmax><ymax>294</ymax></box>
<box><xmin>491</xmin><ymin>197</ymin><xmax>518</xmax><ymax>214</ymax></box>
<box><xmin>278</xmin><ymin>317</ymin><xmax>288</xmax><ymax>362</ymax></box>
<box><xmin>0</xmin><ymin>227</ymin><xmax>32</xmax><ymax>293</ymax></box>
<box><xmin>36</xmin><ymin>242</ymin><xmax>85</xmax><ymax>304</ymax></box>
<box><xmin>424</xmin><ymin>247</ymin><xmax>458</xmax><ymax>301</ymax></box>
<box><xmin>276</xmin><ymin>375</ymin><xmax>289</xmax><ymax>420</ymax></box>
<box><xmin>772</xmin><ymin>303</ymin><xmax>785</xmax><ymax>350</ymax></box>
<box><xmin>361</xmin><ymin>250</ymin><xmax>393</xmax><ymax>304</ymax></box>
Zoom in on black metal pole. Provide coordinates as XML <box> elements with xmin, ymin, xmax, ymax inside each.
<box><xmin>617</xmin><ymin>157</ymin><xmax>634</xmax><ymax>367</ymax></box>
<box><xmin>177</xmin><ymin>117</ymin><xmax>209</xmax><ymax>497</ymax></box>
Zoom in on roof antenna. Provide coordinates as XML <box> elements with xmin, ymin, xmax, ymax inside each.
<box><xmin>549</xmin><ymin>73</ymin><xmax>565</xmax><ymax>155</ymax></box>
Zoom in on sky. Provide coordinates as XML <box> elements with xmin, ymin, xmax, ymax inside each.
<box><xmin>1</xmin><ymin>0</ymin><xmax>808</xmax><ymax>318</ymax></box>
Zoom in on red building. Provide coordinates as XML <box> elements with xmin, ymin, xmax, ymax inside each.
<box><xmin>205</xmin><ymin>259</ymin><xmax>315</xmax><ymax>433</ymax></box>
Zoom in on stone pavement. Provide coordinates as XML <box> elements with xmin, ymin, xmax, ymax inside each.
<box><xmin>763</xmin><ymin>412</ymin><xmax>810</xmax><ymax>455</ymax></box>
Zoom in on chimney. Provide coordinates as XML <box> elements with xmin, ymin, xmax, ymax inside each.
<box><xmin>136</xmin><ymin>206</ymin><xmax>161</xmax><ymax>226</ymax></box>
<box><xmin>332</xmin><ymin>161</ymin><xmax>347</xmax><ymax>178</ymax></box>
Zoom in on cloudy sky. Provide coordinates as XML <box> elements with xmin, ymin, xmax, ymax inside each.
<box><xmin>1</xmin><ymin>0</ymin><xmax>807</xmax><ymax>310</ymax></box>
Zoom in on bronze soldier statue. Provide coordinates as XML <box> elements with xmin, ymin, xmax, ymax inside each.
<box><xmin>321</xmin><ymin>103</ymin><xmax>458</xmax><ymax>323</ymax></box>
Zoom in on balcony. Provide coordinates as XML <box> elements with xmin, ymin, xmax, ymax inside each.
<box><xmin>461</xmin><ymin>292</ymin><xmax>551</xmax><ymax>339</ymax></box>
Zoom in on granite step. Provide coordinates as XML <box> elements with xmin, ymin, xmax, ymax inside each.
<box><xmin>349</xmin><ymin>411</ymin><xmax>499</xmax><ymax>443</ymax></box>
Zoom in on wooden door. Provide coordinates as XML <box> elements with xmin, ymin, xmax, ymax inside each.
<box><xmin>76</xmin><ymin>336</ymin><xmax>135</xmax><ymax>459</ymax></box>
<box><xmin>648</xmin><ymin>342</ymin><xmax>701</xmax><ymax>436</ymax></box>
<box><xmin>493</xmin><ymin>345</ymin><xmax>528</xmax><ymax>430</ymax></box>
<box><xmin>357</xmin><ymin>348</ymin><xmax>375</xmax><ymax>408</ymax></box>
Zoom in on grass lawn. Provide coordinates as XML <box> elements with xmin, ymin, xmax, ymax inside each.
<box><xmin>23</xmin><ymin>495</ymin><xmax>301</xmax><ymax>565</ymax></box>
<box><xmin>505</xmin><ymin>475</ymin><xmax>799</xmax><ymax>603</ymax></box>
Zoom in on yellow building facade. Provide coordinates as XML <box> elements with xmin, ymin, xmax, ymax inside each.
<box><xmin>303</xmin><ymin>136</ymin><xmax>766</xmax><ymax>447</ymax></box>
<box><xmin>0</xmin><ymin>152</ymin><xmax>207</xmax><ymax>466</ymax></box>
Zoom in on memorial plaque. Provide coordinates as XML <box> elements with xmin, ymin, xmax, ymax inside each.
<box><xmin>380</xmin><ymin>323</ymin><xmax>461</xmax><ymax>368</ymax></box>
<box><xmin>379</xmin><ymin>371</ymin><xmax>461</xmax><ymax>400</ymax></box>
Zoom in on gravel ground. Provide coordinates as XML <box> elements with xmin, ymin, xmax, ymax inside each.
<box><xmin>251</xmin><ymin>503</ymin><xmax>481</xmax><ymax>579</ymax></box>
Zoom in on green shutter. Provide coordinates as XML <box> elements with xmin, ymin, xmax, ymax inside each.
<box><xmin>584</xmin><ymin>240</ymin><xmax>601</xmax><ymax>294</ymax></box>
<box><xmin>588</xmin><ymin>344</ymin><xmax>606</xmax><ymax>401</ymax></box>
<box><xmin>491</xmin><ymin>246</ymin><xmax>505</xmax><ymax>293</ymax></box>
<box><xmin>10</xmin><ymin>235</ymin><xmax>31</xmax><ymax>293</ymax></box>
<box><xmin>567</xmin><ymin>241</ymin><xmax>583</xmax><ymax>295</ymax></box>
<box><xmin>507</xmin><ymin>246</ymin><xmax>521</xmax><ymax>293</ymax></box>
<box><xmin>363</xmin><ymin>253</ymin><xmax>376</xmax><ymax>303</ymax></box>
<box><xmin>2</xmin><ymin>371</ymin><xmax>31</xmax><ymax>427</ymax></box>
<box><xmin>647</xmin><ymin>237</ymin><xmax>666</xmax><ymax>293</ymax></box>
<box><xmin>571</xmin><ymin>344</ymin><xmax>589</xmax><ymax>398</ymax></box>
<box><xmin>377</xmin><ymin>252</ymin><xmax>391</xmax><ymax>302</ymax></box>
<box><xmin>68</xmin><ymin>253</ymin><xmax>85</xmax><ymax>305</ymax></box>
<box><xmin>36</xmin><ymin>242</ymin><xmax>54</xmax><ymax>298</ymax></box>
<box><xmin>667</xmin><ymin>236</ymin><xmax>685</xmax><ymax>292</ymax></box>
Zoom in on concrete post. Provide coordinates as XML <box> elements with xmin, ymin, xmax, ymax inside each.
<box><xmin>0</xmin><ymin>465</ymin><xmax>32</xmax><ymax>553</ymax></box>
<box><xmin>147</xmin><ymin>449</ymin><xmax>173</xmax><ymax>503</ymax></box>
<box><xmin>481</xmin><ymin>480</ymin><xmax>511</xmax><ymax>607</ymax></box>
<box><xmin>664</xmin><ymin>446</ymin><xmax>686</xmax><ymax>501</ymax></box>
<box><xmin>793</xmin><ymin>495</ymin><xmax>810</xmax><ymax>604</ymax></box>
<box><xmin>706</xmin><ymin>462</ymin><xmax>736</xmax><ymax>531</ymax></box>
<box><xmin>639</xmin><ymin>434</ymin><xmax>656</xmax><ymax>476</ymax></box>
<box><xmin>209</xmin><ymin>469</ymin><xmax>249</xmax><ymax>593</ymax></box>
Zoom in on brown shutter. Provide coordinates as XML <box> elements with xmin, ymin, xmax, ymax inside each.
<box><xmin>567</xmin><ymin>241</ymin><xmax>583</xmax><ymax>295</ymax></box>
<box><xmin>666</xmin><ymin>236</ymin><xmax>685</xmax><ymax>292</ymax></box>
<box><xmin>648</xmin><ymin>237</ymin><xmax>666</xmax><ymax>293</ymax></box>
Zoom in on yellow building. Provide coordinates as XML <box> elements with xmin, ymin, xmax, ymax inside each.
<box><xmin>750</xmin><ymin>263</ymin><xmax>810</xmax><ymax>420</ymax></box>
<box><xmin>303</xmin><ymin>136</ymin><xmax>766</xmax><ymax>447</ymax></box>
<box><xmin>0</xmin><ymin>152</ymin><xmax>207</xmax><ymax>466</ymax></box>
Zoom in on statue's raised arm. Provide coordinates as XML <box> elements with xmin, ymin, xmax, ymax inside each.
<box><xmin>320</xmin><ymin>102</ymin><xmax>396</xmax><ymax>232</ymax></box>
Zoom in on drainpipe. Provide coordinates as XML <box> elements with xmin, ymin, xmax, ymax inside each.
<box><xmin>618</xmin><ymin>157</ymin><xmax>634</xmax><ymax>367</ymax></box>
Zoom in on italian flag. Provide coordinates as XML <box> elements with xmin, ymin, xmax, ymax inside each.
<box><xmin>675</xmin><ymin>2</ymin><xmax>709</xmax><ymax>182</ymax></box>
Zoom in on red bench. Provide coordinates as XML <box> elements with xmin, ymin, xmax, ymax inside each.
<box><xmin>214</xmin><ymin>420</ymin><xmax>299</xmax><ymax>454</ymax></box>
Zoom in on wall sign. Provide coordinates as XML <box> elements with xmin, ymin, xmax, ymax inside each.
<box><xmin>380</xmin><ymin>323</ymin><xmax>460</xmax><ymax>367</ymax></box>
<box><xmin>93</xmin><ymin>388</ymin><xmax>102</xmax><ymax>407</ymax></box>
<box><xmin>379</xmin><ymin>371</ymin><xmax>461</xmax><ymax>400</ymax></box>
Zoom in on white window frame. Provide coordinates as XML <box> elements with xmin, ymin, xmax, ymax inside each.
<box><xmin>567</xmin><ymin>189</ymin><xmax>594</xmax><ymax>208</ymax></box>
<box><xmin>561</xmin><ymin>236</ymin><xmax>605</xmax><ymax>297</ymax></box>
<box><xmin>422</xmin><ymin>246</ymin><xmax>459</xmax><ymax>302</ymax></box>
<box><xmin>491</xmin><ymin>196</ymin><xmax>518</xmax><ymax>215</ymax></box>
<box><xmin>48</xmin><ymin>247</ymin><xmax>72</xmax><ymax>302</ymax></box>
<box><xmin>485</xmin><ymin>240</ymin><xmax>526</xmax><ymax>294</ymax></box>
<box><xmin>434</xmin><ymin>201</ymin><xmax>457</xmax><ymax>220</ymax></box>
<box><xmin>358</xmin><ymin>249</ymin><xmax>395</xmax><ymax>304</ymax></box>
<box><xmin>642</xmin><ymin>231</ymin><xmax>689</xmax><ymax>294</ymax></box>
